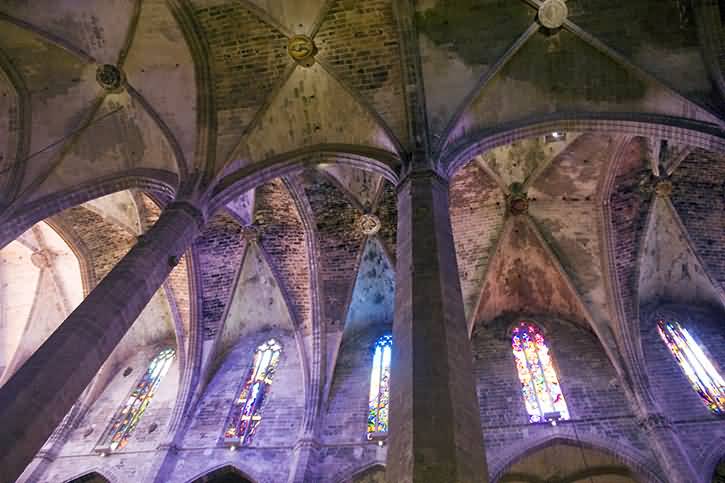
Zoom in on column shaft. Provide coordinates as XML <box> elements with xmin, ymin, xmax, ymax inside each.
<box><xmin>387</xmin><ymin>171</ymin><xmax>488</xmax><ymax>483</ymax></box>
<box><xmin>0</xmin><ymin>201</ymin><xmax>202</xmax><ymax>483</ymax></box>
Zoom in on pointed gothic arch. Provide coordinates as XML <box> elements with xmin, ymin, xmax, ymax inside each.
<box><xmin>189</xmin><ymin>465</ymin><xmax>255</xmax><ymax>483</ymax></box>
<box><xmin>64</xmin><ymin>471</ymin><xmax>112</xmax><ymax>483</ymax></box>
<box><xmin>492</xmin><ymin>434</ymin><xmax>664</xmax><ymax>483</ymax></box>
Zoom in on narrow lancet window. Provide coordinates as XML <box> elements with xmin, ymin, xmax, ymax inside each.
<box><xmin>100</xmin><ymin>348</ymin><xmax>175</xmax><ymax>451</ymax></box>
<box><xmin>367</xmin><ymin>334</ymin><xmax>392</xmax><ymax>438</ymax></box>
<box><xmin>657</xmin><ymin>319</ymin><xmax>725</xmax><ymax>414</ymax></box>
<box><xmin>225</xmin><ymin>338</ymin><xmax>282</xmax><ymax>446</ymax></box>
<box><xmin>512</xmin><ymin>323</ymin><xmax>570</xmax><ymax>423</ymax></box>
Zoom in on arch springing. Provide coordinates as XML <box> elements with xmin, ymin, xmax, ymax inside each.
<box><xmin>367</xmin><ymin>334</ymin><xmax>392</xmax><ymax>438</ymax></box>
<box><xmin>99</xmin><ymin>348</ymin><xmax>175</xmax><ymax>451</ymax></box>
<box><xmin>511</xmin><ymin>323</ymin><xmax>570</xmax><ymax>423</ymax></box>
<box><xmin>657</xmin><ymin>319</ymin><xmax>725</xmax><ymax>414</ymax></box>
<box><xmin>224</xmin><ymin>338</ymin><xmax>282</xmax><ymax>446</ymax></box>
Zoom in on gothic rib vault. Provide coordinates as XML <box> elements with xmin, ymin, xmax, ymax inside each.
<box><xmin>0</xmin><ymin>0</ymin><xmax>724</xmax><ymax>482</ymax></box>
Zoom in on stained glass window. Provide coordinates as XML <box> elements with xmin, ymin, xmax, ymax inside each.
<box><xmin>224</xmin><ymin>338</ymin><xmax>282</xmax><ymax>445</ymax></box>
<box><xmin>367</xmin><ymin>334</ymin><xmax>392</xmax><ymax>438</ymax></box>
<box><xmin>100</xmin><ymin>348</ymin><xmax>175</xmax><ymax>451</ymax></box>
<box><xmin>511</xmin><ymin>323</ymin><xmax>570</xmax><ymax>423</ymax></box>
<box><xmin>657</xmin><ymin>319</ymin><xmax>725</xmax><ymax>414</ymax></box>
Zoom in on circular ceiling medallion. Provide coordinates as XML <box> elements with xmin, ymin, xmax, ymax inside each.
<box><xmin>241</xmin><ymin>224</ymin><xmax>260</xmax><ymax>242</ymax></box>
<box><xmin>357</xmin><ymin>214</ymin><xmax>381</xmax><ymax>236</ymax></box>
<box><xmin>538</xmin><ymin>0</ymin><xmax>568</xmax><ymax>29</ymax></box>
<box><xmin>509</xmin><ymin>197</ymin><xmax>529</xmax><ymax>216</ymax></box>
<box><xmin>655</xmin><ymin>179</ymin><xmax>673</xmax><ymax>198</ymax></box>
<box><xmin>288</xmin><ymin>35</ymin><xmax>317</xmax><ymax>66</ymax></box>
<box><xmin>96</xmin><ymin>64</ymin><xmax>125</xmax><ymax>92</ymax></box>
<box><xmin>31</xmin><ymin>250</ymin><xmax>51</xmax><ymax>269</ymax></box>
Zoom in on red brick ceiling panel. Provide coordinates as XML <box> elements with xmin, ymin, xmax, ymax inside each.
<box><xmin>193</xmin><ymin>2</ymin><xmax>291</xmax><ymax>161</ymax></box>
<box><xmin>670</xmin><ymin>149</ymin><xmax>725</xmax><ymax>288</ymax></box>
<box><xmin>254</xmin><ymin>179</ymin><xmax>312</xmax><ymax>333</ymax></box>
<box><xmin>300</xmin><ymin>171</ymin><xmax>366</xmax><ymax>331</ymax></box>
<box><xmin>607</xmin><ymin>137</ymin><xmax>651</xmax><ymax>323</ymax></box>
<box><xmin>528</xmin><ymin>133</ymin><xmax>614</xmax><ymax>201</ymax></box>
<box><xmin>193</xmin><ymin>211</ymin><xmax>247</xmax><ymax>339</ymax></box>
<box><xmin>476</xmin><ymin>215</ymin><xmax>589</xmax><ymax>327</ymax></box>
<box><xmin>315</xmin><ymin>0</ymin><xmax>408</xmax><ymax>144</ymax></box>
<box><xmin>449</xmin><ymin>160</ymin><xmax>506</xmax><ymax>322</ymax></box>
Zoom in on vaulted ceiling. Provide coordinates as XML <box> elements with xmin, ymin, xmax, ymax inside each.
<box><xmin>0</xmin><ymin>0</ymin><xmax>723</xmax><ymax>417</ymax></box>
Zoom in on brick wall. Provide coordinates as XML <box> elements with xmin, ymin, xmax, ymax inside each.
<box><xmin>609</xmin><ymin>137</ymin><xmax>651</xmax><ymax>324</ymax></box>
<box><xmin>170</xmin><ymin>328</ymin><xmax>303</xmax><ymax>483</ymax></box>
<box><xmin>254</xmin><ymin>179</ymin><xmax>311</xmax><ymax>332</ymax></box>
<box><xmin>40</xmin><ymin>344</ymin><xmax>180</xmax><ymax>483</ymax></box>
<box><xmin>670</xmin><ymin>149</ymin><xmax>725</xmax><ymax>289</ymax></box>
<box><xmin>301</xmin><ymin>172</ymin><xmax>366</xmax><ymax>332</ymax></box>
<box><xmin>315</xmin><ymin>0</ymin><xmax>408</xmax><ymax>144</ymax></box>
<box><xmin>642</xmin><ymin>304</ymin><xmax>725</xmax><ymax>474</ymax></box>
<box><xmin>193</xmin><ymin>211</ymin><xmax>246</xmax><ymax>340</ymax></box>
<box><xmin>471</xmin><ymin>316</ymin><xmax>653</xmax><ymax>477</ymax></box>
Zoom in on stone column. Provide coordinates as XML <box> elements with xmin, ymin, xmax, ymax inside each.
<box><xmin>0</xmin><ymin>200</ymin><xmax>205</xmax><ymax>483</ymax></box>
<box><xmin>387</xmin><ymin>170</ymin><xmax>488</xmax><ymax>483</ymax></box>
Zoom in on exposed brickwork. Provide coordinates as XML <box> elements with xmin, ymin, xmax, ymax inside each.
<box><xmin>472</xmin><ymin>316</ymin><xmax>653</xmax><ymax>476</ymax></box>
<box><xmin>315</xmin><ymin>0</ymin><xmax>408</xmax><ymax>143</ymax></box>
<box><xmin>194</xmin><ymin>3</ymin><xmax>290</xmax><ymax>113</ymax></box>
<box><xmin>183</xmin><ymin>330</ymin><xmax>303</xmax><ymax>451</ymax></box>
<box><xmin>323</xmin><ymin>325</ymin><xmax>390</xmax><ymax>445</ymax></box>
<box><xmin>193</xmin><ymin>1</ymin><xmax>291</xmax><ymax>160</ymax></box>
<box><xmin>449</xmin><ymin>161</ymin><xmax>506</xmax><ymax>321</ymax></box>
<box><xmin>475</xmin><ymin>215</ymin><xmax>590</xmax><ymax>325</ymax></box>
<box><xmin>167</xmin><ymin>254</ymin><xmax>191</xmax><ymax>335</ymax></box>
<box><xmin>193</xmin><ymin>211</ymin><xmax>246</xmax><ymax>340</ymax></box>
<box><xmin>300</xmin><ymin>172</ymin><xmax>366</xmax><ymax>330</ymax></box>
<box><xmin>374</xmin><ymin>181</ymin><xmax>397</xmax><ymax>259</ymax></box>
<box><xmin>608</xmin><ymin>137</ymin><xmax>651</xmax><ymax>323</ymax></box>
<box><xmin>59</xmin><ymin>206</ymin><xmax>136</xmax><ymax>283</ymax></box>
<box><xmin>642</xmin><ymin>305</ymin><xmax>725</xmax><ymax>472</ymax></box>
<box><xmin>37</xmin><ymin>347</ymin><xmax>187</xmax><ymax>483</ymax></box>
<box><xmin>254</xmin><ymin>179</ymin><xmax>311</xmax><ymax>332</ymax></box>
<box><xmin>670</xmin><ymin>149</ymin><xmax>725</xmax><ymax>288</ymax></box>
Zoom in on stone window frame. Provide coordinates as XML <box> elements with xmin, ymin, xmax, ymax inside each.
<box><xmin>220</xmin><ymin>332</ymin><xmax>287</xmax><ymax>449</ymax></box>
<box><xmin>505</xmin><ymin>318</ymin><xmax>573</xmax><ymax>425</ymax></box>
<box><xmin>646</xmin><ymin>304</ymin><xmax>725</xmax><ymax>418</ymax></box>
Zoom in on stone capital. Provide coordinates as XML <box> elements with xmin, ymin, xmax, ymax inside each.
<box><xmin>166</xmin><ymin>200</ymin><xmax>208</xmax><ymax>228</ymax></box>
<box><xmin>396</xmin><ymin>167</ymin><xmax>449</xmax><ymax>194</ymax></box>
<box><xmin>637</xmin><ymin>412</ymin><xmax>672</xmax><ymax>432</ymax></box>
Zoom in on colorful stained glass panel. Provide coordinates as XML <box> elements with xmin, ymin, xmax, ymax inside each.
<box><xmin>511</xmin><ymin>323</ymin><xmax>570</xmax><ymax>423</ymax></box>
<box><xmin>367</xmin><ymin>334</ymin><xmax>392</xmax><ymax>437</ymax></box>
<box><xmin>225</xmin><ymin>338</ymin><xmax>282</xmax><ymax>445</ymax></box>
<box><xmin>657</xmin><ymin>319</ymin><xmax>725</xmax><ymax>415</ymax></box>
<box><xmin>102</xmin><ymin>348</ymin><xmax>175</xmax><ymax>451</ymax></box>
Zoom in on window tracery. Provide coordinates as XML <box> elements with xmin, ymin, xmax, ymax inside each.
<box><xmin>99</xmin><ymin>348</ymin><xmax>175</xmax><ymax>451</ymax></box>
<box><xmin>511</xmin><ymin>322</ymin><xmax>570</xmax><ymax>423</ymax></box>
<box><xmin>657</xmin><ymin>319</ymin><xmax>725</xmax><ymax>415</ymax></box>
<box><xmin>367</xmin><ymin>334</ymin><xmax>392</xmax><ymax>438</ymax></box>
<box><xmin>224</xmin><ymin>338</ymin><xmax>282</xmax><ymax>446</ymax></box>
